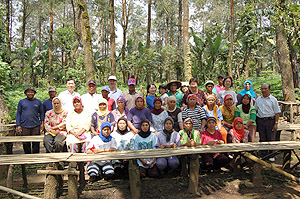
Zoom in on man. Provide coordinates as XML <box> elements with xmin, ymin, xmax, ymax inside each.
<box><xmin>101</xmin><ymin>86</ymin><xmax>116</xmax><ymax>111</ymax></box>
<box><xmin>16</xmin><ymin>87</ymin><xmax>44</xmax><ymax>154</ymax></box>
<box><xmin>58</xmin><ymin>78</ymin><xmax>80</xmax><ymax>112</ymax></box>
<box><xmin>43</xmin><ymin>86</ymin><xmax>57</xmax><ymax>113</ymax></box>
<box><xmin>255</xmin><ymin>84</ymin><xmax>281</xmax><ymax>160</ymax></box>
<box><xmin>81</xmin><ymin>80</ymin><xmax>101</xmax><ymax>114</ymax></box>
<box><xmin>214</xmin><ymin>74</ymin><xmax>225</xmax><ymax>93</ymax></box>
<box><xmin>167</xmin><ymin>80</ymin><xmax>183</xmax><ymax>108</ymax></box>
<box><xmin>121</xmin><ymin>78</ymin><xmax>142</xmax><ymax>110</ymax></box>
<box><xmin>107</xmin><ymin>75</ymin><xmax>122</xmax><ymax>101</ymax></box>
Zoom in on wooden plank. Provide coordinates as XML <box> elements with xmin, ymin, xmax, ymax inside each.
<box><xmin>0</xmin><ymin>185</ymin><xmax>41</xmax><ymax>199</ymax></box>
<box><xmin>278</xmin><ymin>124</ymin><xmax>300</xmax><ymax>131</ymax></box>
<box><xmin>0</xmin><ymin>135</ymin><xmax>44</xmax><ymax>143</ymax></box>
<box><xmin>278</xmin><ymin>101</ymin><xmax>300</xmax><ymax>105</ymax></box>
<box><xmin>0</xmin><ymin>124</ymin><xmax>16</xmax><ymax>128</ymax></box>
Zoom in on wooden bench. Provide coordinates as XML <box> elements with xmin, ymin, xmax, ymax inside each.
<box><xmin>278</xmin><ymin>101</ymin><xmax>300</xmax><ymax>123</ymax></box>
<box><xmin>278</xmin><ymin>124</ymin><xmax>300</xmax><ymax>141</ymax></box>
<box><xmin>1</xmin><ymin>141</ymin><xmax>300</xmax><ymax>198</ymax></box>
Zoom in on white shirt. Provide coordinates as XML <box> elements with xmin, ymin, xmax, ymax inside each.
<box><xmin>108</xmin><ymin>87</ymin><xmax>123</xmax><ymax>102</ymax></box>
<box><xmin>87</xmin><ymin>136</ymin><xmax>117</xmax><ymax>150</ymax></box>
<box><xmin>58</xmin><ymin>90</ymin><xmax>80</xmax><ymax>112</ymax></box>
<box><xmin>81</xmin><ymin>93</ymin><xmax>102</xmax><ymax>115</ymax></box>
<box><xmin>255</xmin><ymin>94</ymin><xmax>281</xmax><ymax>118</ymax></box>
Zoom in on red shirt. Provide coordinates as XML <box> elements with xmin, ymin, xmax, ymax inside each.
<box><xmin>201</xmin><ymin>129</ymin><xmax>224</xmax><ymax>145</ymax></box>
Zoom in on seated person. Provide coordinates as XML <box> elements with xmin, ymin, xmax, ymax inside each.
<box><xmin>179</xmin><ymin>118</ymin><xmax>201</xmax><ymax>147</ymax></box>
<box><xmin>201</xmin><ymin>117</ymin><xmax>229</xmax><ymax>170</ymax></box>
<box><xmin>151</xmin><ymin>97</ymin><xmax>169</xmax><ymax>133</ymax></box>
<box><xmin>133</xmin><ymin>119</ymin><xmax>159</xmax><ymax>178</ymax></box>
<box><xmin>156</xmin><ymin>117</ymin><xmax>180</xmax><ymax>174</ymax></box>
<box><xmin>86</xmin><ymin>122</ymin><xmax>117</xmax><ymax>182</ymax></box>
<box><xmin>219</xmin><ymin>94</ymin><xmax>236</xmax><ymax>133</ymax></box>
<box><xmin>227</xmin><ymin>117</ymin><xmax>249</xmax><ymax>143</ymax></box>
<box><xmin>44</xmin><ymin>97</ymin><xmax>68</xmax><ymax>153</ymax></box>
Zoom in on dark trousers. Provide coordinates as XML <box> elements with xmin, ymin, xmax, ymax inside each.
<box><xmin>202</xmin><ymin>153</ymin><xmax>229</xmax><ymax>169</ymax></box>
<box><xmin>140</xmin><ymin>164</ymin><xmax>159</xmax><ymax>178</ymax></box>
<box><xmin>257</xmin><ymin>117</ymin><xmax>276</xmax><ymax>156</ymax></box>
<box><xmin>22</xmin><ymin>126</ymin><xmax>40</xmax><ymax>154</ymax></box>
<box><xmin>43</xmin><ymin>134</ymin><xmax>67</xmax><ymax>153</ymax></box>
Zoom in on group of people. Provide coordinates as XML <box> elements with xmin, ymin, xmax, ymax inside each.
<box><xmin>16</xmin><ymin>74</ymin><xmax>281</xmax><ymax>181</ymax></box>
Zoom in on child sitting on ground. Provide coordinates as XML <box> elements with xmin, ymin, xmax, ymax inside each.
<box><xmin>86</xmin><ymin>122</ymin><xmax>117</xmax><ymax>182</ymax></box>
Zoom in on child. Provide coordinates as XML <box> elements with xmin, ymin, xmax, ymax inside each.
<box><xmin>86</xmin><ymin>122</ymin><xmax>117</xmax><ymax>182</ymax></box>
<box><xmin>159</xmin><ymin>84</ymin><xmax>168</xmax><ymax>107</ymax></box>
<box><xmin>179</xmin><ymin>118</ymin><xmax>201</xmax><ymax>147</ymax></box>
<box><xmin>201</xmin><ymin>117</ymin><xmax>229</xmax><ymax>170</ymax></box>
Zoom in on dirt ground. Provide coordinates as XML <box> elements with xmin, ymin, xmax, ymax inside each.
<box><xmin>1</xmin><ymin>131</ymin><xmax>300</xmax><ymax>199</ymax></box>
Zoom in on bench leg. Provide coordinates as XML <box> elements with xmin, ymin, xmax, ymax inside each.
<box><xmin>68</xmin><ymin>162</ymin><xmax>78</xmax><ymax>199</ymax></box>
<box><xmin>282</xmin><ymin>150</ymin><xmax>291</xmax><ymax>170</ymax></box>
<box><xmin>21</xmin><ymin>164</ymin><xmax>28</xmax><ymax>189</ymax></box>
<box><xmin>78</xmin><ymin>162</ymin><xmax>86</xmax><ymax>194</ymax></box>
<box><xmin>180</xmin><ymin>156</ymin><xmax>188</xmax><ymax>177</ymax></box>
<box><xmin>252</xmin><ymin>163</ymin><xmax>262</xmax><ymax>187</ymax></box>
<box><xmin>188</xmin><ymin>154</ymin><xmax>199</xmax><ymax>194</ymax></box>
<box><xmin>44</xmin><ymin>163</ymin><xmax>58</xmax><ymax>199</ymax></box>
<box><xmin>7</xmin><ymin>164</ymin><xmax>14</xmax><ymax>198</ymax></box>
<box><xmin>128</xmin><ymin>159</ymin><xmax>141</xmax><ymax>199</ymax></box>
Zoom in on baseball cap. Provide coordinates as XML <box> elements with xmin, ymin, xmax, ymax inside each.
<box><xmin>108</xmin><ymin>76</ymin><xmax>117</xmax><ymax>81</ymax></box>
<box><xmin>24</xmin><ymin>86</ymin><xmax>36</xmax><ymax>94</ymax></box>
<box><xmin>48</xmin><ymin>86</ymin><xmax>57</xmax><ymax>92</ymax></box>
<box><xmin>128</xmin><ymin>78</ymin><xmax>136</xmax><ymax>85</ymax></box>
<box><xmin>87</xmin><ymin>80</ymin><xmax>96</xmax><ymax>85</ymax></box>
<box><xmin>217</xmin><ymin>74</ymin><xmax>224</xmax><ymax>79</ymax></box>
<box><xmin>101</xmin><ymin>86</ymin><xmax>110</xmax><ymax>92</ymax></box>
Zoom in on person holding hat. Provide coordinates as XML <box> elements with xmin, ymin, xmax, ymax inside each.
<box><xmin>204</xmin><ymin>81</ymin><xmax>220</xmax><ymax>106</ymax></box>
<box><xmin>16</xmin><ymin>86</ymin><xmax>45</xmax><ymax>154</ymax></box>
<box><xmin>43</xmin><ymin>86</ymin><xmax>57</xmax><ymax>113</ymax></box>
<box><xmin>101</xmin><ymin>86</ymin><xmax>116</xmax><ymax>112</ymax></box>
<box><xmin>81</xmin><ymin>80</ymin><xmax>102</xmax><ymax>115</ymax></box>
<box><xmin>167</xmin><ymin>80</ymin><xmax>183</xmax><ymax>109</ymax></box>
<box><xmin>121</xmin><ymin>78</ymin><xmax>142</xmax><ymax>110</ymax></box>
<box><xmin>108</xmin><ymin>75</ymin><xmax>123</xmax><ymax>101</ymax></box>
<box><xmin>181</xmin><ymin>78</ymin><xmax>206</xmax><ymax>109</ymax></box>
<box><xmin>214</xmin><ymin>74</ymin><xmax>225</xmax><ymax>93</ymax></box>
<box><xmin>58</xmin><ymin>78</ymin><xmax>80</xmax><ymax>112</ymax></box>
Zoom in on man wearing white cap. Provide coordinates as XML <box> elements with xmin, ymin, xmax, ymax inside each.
<box><xmin>81</xmin><ymin>80</ymin><xmax>102</xmax><ymax>115</ymax></box>
<box><xmin>107</xmin><ymin>75</ymin><xmax>122</xmax><ymax>101</ymax></box>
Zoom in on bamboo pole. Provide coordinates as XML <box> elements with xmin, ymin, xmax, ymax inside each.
<box><xmin>37</xmin><ymin>170</ymin><xmax>80</xmax><ymax>175</ymax></box>
<box><xmin>243</xmin><ymin>152</ymin><xmax>300</xmax><ymax>183</ymax></box>
<box><xmin>0</xmin><ymin>185</ymin><xmax>41</xmax><ymax>199</ymax></box>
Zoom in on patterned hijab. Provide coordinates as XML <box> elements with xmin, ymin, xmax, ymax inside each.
<box><xmin>117</xmin><ymin>97</ymin><xmax>129</xmax><ymax>115</ymax></box>
<box><xmin>52</xmin><ymin>97</ymin><xmax>64</xmax><ymax>114</ymax></box>
<box><xmin>73</xmin><ymin>96</ymin><xmax>83</xmax><ymax>113</ymax></box>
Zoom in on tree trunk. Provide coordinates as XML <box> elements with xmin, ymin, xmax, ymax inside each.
<box><xmin>78</xmin><ymin>0</ymin><xmax>95</xmax><ymax>82</ymax></box>
<box><xmin>6</xmin><ymin>0</ymin><xmax>11</xmax><ymax>53</ymax></box>
<box><xmin>20</xmin><ymin>0</ymin><xmax>27</xmax><ymax>84</ymax></box>
<box><xmin>38</xmin><ymin>14</ymin><xmax>42</xmax><ymax>51</ymax></box>
<box><xmin>183</xmin><ymin>0</ymin><xmax>192</xmax><ymax>81</ymax></box>
<box><xmin>276</xmin><ymin>24</ymin><xmax>296</xmax><ymax>101</ymax></box>
<box><xmin>109</xmin><ymin>0</ymin><xmax>116</xmax><ymax>76</ymax></box>
<box><xmin>0</xmin><ymin>93</ymin><xmax>9</xmax><ymax>180</ymax></box>
<box><xmin>49</xmin><ymin>0</ymin><xmax>54</xmax><ymax>84</ymax></box>
<box><xmin>287</xmin><ymin>36</ymin><xmax>300</xmax><ymax>89</ymax></box>
<box><xmin>121</xmin><ymin>0</ymin><xmax>130</xmax><ymax>84</ymax></box>
<box><xmin>226</xmin><ymin>0</ymin><xmax>234</xmax><ymax>78</ymax></box>
<box><xmin>177</xmin><ymin>0</ymin><xmax>182</xmax><ymax>80</ymax></box>
<box><xmin>145</xmin><ymin>0</ymin><xmax>152</xmax><ymax>84</ymax></box>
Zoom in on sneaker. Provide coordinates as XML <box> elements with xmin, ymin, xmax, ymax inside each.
<box><xmin>269</xmin><ymin>157</ymin><xmax>275</xmax><ymax>162</ymax></box>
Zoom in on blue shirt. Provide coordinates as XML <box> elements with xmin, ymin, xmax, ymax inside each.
<box><xmin>16</xmin><ymin>98</ymin><xmax>45</xmax><ymax>128</ymax></box>
<box><xmin>146</xmin><ymin>95</ymin><xmax>156</xmax><ymax>110</ymax></box>
<box><xmin>127</xmin><ymin>108</ymin><xmax>152</xmax><ymax>130</ymax></box>
<box><xmin>43</xmin><ymin>99</ymin><xmax>53</xmax><ymax>113</ymax></box>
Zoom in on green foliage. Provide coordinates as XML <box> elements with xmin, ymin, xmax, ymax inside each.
<box><xmin>0</xmin><ymin>57</ymin><xmax>11</xmax><ymax>91</ymax></box>
<box><xmin>55</xmin><ymin>27</ymin><xmax>77</xmax><ymax>53</ymax></box>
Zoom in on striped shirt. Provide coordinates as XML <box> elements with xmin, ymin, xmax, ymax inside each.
<box><xmin>182</xmin><ymin>105</ymin><xmax>206</xmax><ymax>130</ymax></box>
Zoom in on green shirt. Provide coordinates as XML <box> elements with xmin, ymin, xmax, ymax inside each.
<box><xmin>234</xmin><ymin>104</ymin><xmax>256</xmax><ymax>125</ymax></box>
<box><xmin>179</xmin><ymin>129</ymin><xmax>201</xmax><ymax>145</ymax></box>
<box><xmin>167</xmin><ymin>91</ymin><xmax>183</xmax><ymax>108</ymax></box>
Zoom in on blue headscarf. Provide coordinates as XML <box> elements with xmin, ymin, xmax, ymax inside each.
<box><xmin>98</xmin><ymin>121</ymin><xmax>112</xmax><ymax>142</ymax></box>
<box><xmin>238</xmin><ymin>80</ymin><xmax>256</xmax><ymax>99</ymax></box>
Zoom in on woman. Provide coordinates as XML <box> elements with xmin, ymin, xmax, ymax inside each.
<box><xmin>133</xmin><ymin>119</ymin><xmax>159</xmax><ymax>178</ymax></box>
<box><xmin>219</xmin><ymin>94</ymin><xmax>236</xmax><ymax>133</ymax></box>
<box><xmin>146</xmin><ymin>83</ymin><xmax>157</xmax><ymax>110</ymax></box>
<box><xmin>66</xmin><ymin>96</ymin><xmax>91</xmax><ymax>153</ymax></box>
<box><xmin>235</xmin><ymin>94</ymin><xmax>256</xmax><ymax>142</ymax></box>
<box><xmin>218</xmin><ymin>76</ymin><xmax>237</xmax><ymax>106</ymax></box>
<box><xmin>112</xmin><ymin>97</ymin><xmax>129</xmax><ymax>124</ymax></box>
<box><xmin>151</xmin><ymin>97</ymin><xmax>169</xmax><ymax>133</ymax></box>
<box><xmin>204</xmin><ymin>80</ymin><xmax>221</xmax><ymax>106</ymax></box>
<box><xmin>227</xmin><ymin>117</ymin><xmax>249</xmax><ymax>143</ymax></box>
<box><xmin>91</xmin><ymin>98</ymin><xmax>115</xmax><ymax>137</ymax></box>
<box><xmin>237</xmin><ymin>80</ymin><xmax>258</xmax><ymax>106</ymax></box>
<box><xmin>181</xmin><ymin>77</ymin><xmax>206</xmax><ymax>108</ymax></box>
<box><xmin>167</xmin><ymin>96</ymin><xmax>183</xmax><ymax>132</ymax></box>
<box><xmin>44</xmin><ymin>97</ymin><xmax>68</xmax><ymax>153</ymax></box>
<box><xmin>182</xmin><ymin>94</ymin><xmax>207</xmax><ymax>132</ymax></box>
<box><xmin>127</xmin><ymin>96</ymin><xmax>152</xmax><ymax>134</ymax></box>
<box><xmin>156</xmin><ymin>117</ymin><xmax>180</xmax><ymax>174</ymax></box>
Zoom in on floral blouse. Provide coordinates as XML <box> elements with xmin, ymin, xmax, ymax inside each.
<box><xmin>219</xmin><ymin>105</ymin><xmax>236</xmax><ymax>124</ymax></box>
<box><xmin>45</xmin><ymin>110</ymin><xmax>68</xmax><ymax>136</ymax></box>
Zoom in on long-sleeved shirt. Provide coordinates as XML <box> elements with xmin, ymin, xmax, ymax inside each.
<box><xmin>16</xmin><ymin>98</ymin><xmax>44</xmax><ymax>128</ymax></box>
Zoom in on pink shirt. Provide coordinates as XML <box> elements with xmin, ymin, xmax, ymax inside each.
<box><xmin>201</xmin><ymin>130</ymin><xmax>224</xmax><ymax>145</ymax></box>
<box><xmin>214</xmin><ymin>85</ymin><xmax>225</xmax><ymax>93</ymax></box>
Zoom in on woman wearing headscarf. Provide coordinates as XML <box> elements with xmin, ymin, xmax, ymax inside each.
<box><xmin>167</xmin><ymin>96</ymin><xmax>183</xmax><ymax>132</ymax></box>
<box><xmin>133</xmin><ymin>119</ymin><xmax>159</xmax><ymax>178</ymax></box>
<box><xmin>235</xmin><ymin>94</ymin><xmax>256</xmax><ymax>142</ymax></box>
<box><xmin>112</xmin><ymin>97</ymin><xmax>129</xmax><ymax>126</ymax></box>
<box><xmin>44</xmin><ymin>97</ymin><xmax>68</xmax><ymax>153</ymax></box>
<box><xmin>127</xmin><ymin>96</ymin><xmax>152</xmax><ymax>134</ymax></box>
<box><xmin>150</xmin><ymin>97</ymin><xmax>169</xmax><ymax>133</ymax></box>
<box><xmin>155</xmin><ymin>117</ymin><xmax>180</xmax><ymax>174</ymax></box>
<box><xmin>86</xmin><ymin>121</ymin><xmax>117</xmax><ymax>182</ymax></box>
<box><xmin>227</xmin><ymin>117</ymin><xmax>249</xmax><ymax>143</ymax></box>
<box><xmin>91</xmin><ymin>98</ymin><xmax>115</xmax><ymax>138</ymax></box>
<box><xmin>237</xmin><ymin>80</ymin><xmax>258</xmax><ymax>106</ymax></box>
<box><xmin>219</xmin><ymin>94</ymin><xmax>236</xmax><ymax>134</ymax></box>
<box><xmin>66</xmin><ymin>96</ymin><xmax>91</xmax><ymax>153</ymax></box>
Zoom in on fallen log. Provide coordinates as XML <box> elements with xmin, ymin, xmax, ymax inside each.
<box><xmin>0</xmin><ymin>185</ymin><xmax>41</xmax><ymax>199</ymax></box>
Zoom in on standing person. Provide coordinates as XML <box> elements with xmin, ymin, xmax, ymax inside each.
<box><xmin>121</xmin><ymin>78</ymin><xmax>143</xmax><ymax>110</ymax></box>
<box><xmin>255</xmin><ymin>84</ymin><xmax>280</xmax><ymax>160</ymax></box>
<box><xmin>150</xmin><ymin>97</ymin><xmax>169</xmax><ymax>133</ymax></box>
<box><xmin>237</xmin><ymin>80</ymin><xmax>258</xmax><ymax>106</ymax></box>
<box><xmin>204</xmin><ymin>81</ymin><xmax>221</xmax><ymax>106</ymax></box>
<box><xmin>146</xmin><ymin>83</ymin><xmax>157</xmax><ymax>110</ymax></box>
<box><xmin>167</xmin><ymin>96</ymin><xmax>183</xmax><ymax>132</ymax></box>
<box><xmin>43</xmin><ymin>87</ymin><xmax>57</xmax><ymax>113</ymax></box>
<box><xmin>167</xmin><ymin>80</ymin><xmax>183</xmax><ymax>108</ymax></box>
<box><xmin>214</xmin><ymin>74</ymin><xmax>225</xmax><ymax>93</ymax></box>
<box><xmin>218</xmin><ymin>76</ymin><xmax>237</xmax><ymax>106</ymax></box>
<box><xmin>81</xmin><ymin>80</ymin><xmax>102</xmax><ymax>115</ymax></box>
<box><xmin>182</xmin><ymin>94</ymin><xmax>206</xmax><ymax>132</ymax></box>
<box><xmin>107</xmin><ymin>76</ymin><xmax>123</xmax><ymax>101</ymax></box>
<box><xmin>43</xmin><ymin>97</ymin><xmax>68</xmax><ymax>153</ymax></box>
<box><xmin>16</xmin><ymin>87</ymin><xmax>44</xmax><ymax>154</ymax></box>
<box><xmin>235</xmin><ymin>94</ymin><xmax>257</xmax><ymax>142</ymax></box>
<box><xmin>58</xmin><ymin>78</ymin><xmax>80</xmax><ymax>112</ymax></box>
<box><xmin>101</xmin><ymin>86</ymin><xmax>116</xmax><ymax>112</ymax></box>
<box><xmin>181</xmin><ymin>78</ymin><xmax>206</xmax><ymax>109</ymax></box>
<box><xmin>181</xmin><ymin>82</ymin><xmax>189</xmax><ymax>94</ymax></box>
<box><xmin>158</xmin><ymin>84</ymin><xmax>168</xmax><ymax>107</ymax></box>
